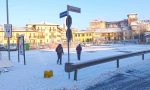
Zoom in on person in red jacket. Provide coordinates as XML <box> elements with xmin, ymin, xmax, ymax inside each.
<box><xmin>56</xmin><ymin>44</ymin><xmax>64</xmax><ymax>65</ymax></box>
<box><xmin>76</xmin><ymin>44</ymin><xmax>82</xmax><ymax>60</ymax></box>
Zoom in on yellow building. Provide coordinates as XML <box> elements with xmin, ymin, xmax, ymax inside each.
<box><xmin>0</xmin><ymin>26</ymin><xmax>28</xmax><ymax>45</ymax></box>
<box><xmin>0</xmin><ymin>22</ymin><xmax>64</xmax><ymax>49</ymax></box>
<box><xmin>26</xmin><ymin>22</ymin><xmax>64</xmax><ymax>48</ymax></box>
<box><xmin>72</xmin><ymin>30</ymin><xmax>93</xmax><ymax>43</ymax></box>
<box><xmin>61</xmin><ymin>28</ymin><xmax>94</xmax><ymax>47</ymax></box>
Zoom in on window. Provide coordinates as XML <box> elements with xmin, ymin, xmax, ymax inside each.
<box><xmin>16</xmin><ymin>33</ymin><xmax>19</xmax><ymax>38</ymax></box>
<box><xmin>78</xmin><ymin>34</ymin><xmax>80</xmax><ymax>37</ymax></box>
<box><xmin>49</xmin><ymin>27</ymin><xmax>51</xmax><ymax>32</ymax></box>
<box><xmin>75</xmin><ymin>34</ymin><xmax>77</xmax><ymax>37</ymax></box>
<box><xmin>82</xmin><ymin>34</ymin><xmax>84</xmax><ymax>37</ymax></box>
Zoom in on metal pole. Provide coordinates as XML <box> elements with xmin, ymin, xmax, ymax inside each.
<box><xmin>23</xmin><ymin>36</ymin><xmax>26</xmax><ymax>65</ymax></box>
<box><xmin>68</xmin><ymin>41</ymin><xmax>70</xmax><ymax>63</ymax></box>
<box><xmin>117</xmin><ymin>59</ymin><xmax>119</xmax><ymax>68</ymax></box>
<box><xmin>18</xmin><ymin>37</ymin><xmax>20</xmax><ymax>62</ymax></box>
<box><xmin>6</xmin><ymin>0</ymin><xmax>10</xmax><ymax>60</ymax></box>
<box><xmin>142</xmin><ymin>54</ymin><xmax>144</xmax><ymax>60</ymax></box>
<box><xmin>74</xmin><ymin>69</ymin><xmax>78</xmax><ymax>81</ymax></box>
<box><xmin>68</xmin><ymin>40</ymin><xmax>70</xmax><ymax>79</ymax></box>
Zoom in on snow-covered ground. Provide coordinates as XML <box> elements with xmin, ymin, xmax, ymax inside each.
<box><xmin>0</xmin><ymin>44</ymin><xmax>150</xmax><ymax>90</ymax></box>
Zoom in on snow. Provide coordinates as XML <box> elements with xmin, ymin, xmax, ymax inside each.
<box><xmin>0</xmin><ymin>60</ymin><xmax>13</xmax><ymax>68</ymax></box>
<box><xmin>0</xmin><ymin>44</ymin><xmax>150</xmax><ymax>90</ymax></box>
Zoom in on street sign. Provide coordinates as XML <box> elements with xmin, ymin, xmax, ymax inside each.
<box><xmin>66</xmin><ymin>15</ymin><xmax>72</xmax><ymax>29</ymax></box>
<box><xmin>67</xmin><ymin>5</ymin><xmax>81</xmax><ymax>13</ymax></box>
<box><xmin>18</xmin><ymin>34</ymin><xmax>26</xmax><ymax>65</ymax></box>
<box><xmin>60</xmin><ymin>5</ymin><xmax>81</xmax><ymax>80</ymax></box>
<box><xmin>18</xmin><ymin>35</ymin><xmax>24</xmax><ymax>55</ymax></box>
<box><xmin>4</xmin><ymin>24</ymin><xmax>12</xmax><ymax>38</ymax></box>
<box><xmin>66</xmin><ymin>28</ymin><xmax>72</xmax><ymax>41</ymax></box>
<box><xmin>60</xmin><ymin>11</ymin><xmax>68</xmax><ymax>18</ymax></box>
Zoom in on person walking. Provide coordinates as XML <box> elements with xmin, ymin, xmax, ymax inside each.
<box><xmin>76</xmin><ymin>44</ymin><xmax>82</xmax><ymax>60</ymax></box>
<box><xmin>56</xmin><ymin>44</ymin><xmax>64</xmax><ymax>65</ymax></box>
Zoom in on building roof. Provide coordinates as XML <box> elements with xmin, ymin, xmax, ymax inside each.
<box><xmin>127</xmin><ymin>13</ymin><xmax>138</xmax><ymax>17</ymax></box>
<box><xmin>95</xmin><ymin>28</ymin><xmax>122</xmax><ymax>33</ymax></box>
<box><xmin>27</xmin><ymin>21</ymin><xmax>59</xmax><ymax>26</ymax></box>
<box><xmin>12</xmin><ymin>27</ymin><xmax>26</xmax><ymax>31</ymax></box>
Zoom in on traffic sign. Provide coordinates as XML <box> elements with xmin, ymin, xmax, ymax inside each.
<box><xmin>18</xmin><ymin>35</ymin><xmax>24</xmax><ymax>55</ymax></box>
<box><xmin>4</xmin><ymin>24</ymin><xmax>12</xmax><ymax>38</ymax></box>
<box><xmin>18</xmin><ymin>34</ymin><xmax>26</xmax><ymax>65</ymax></box>
<box><xmin>66</xmin><ymin>28</ymin><xmax>72</xmax><ymax>41</ymax></box>
<box><xmin>60</xmin><ymin>11</ymin><xmax>68</xmax><ymax>18</ymax></box>
<box><xmin>66</xmin><ymin>15</ymin><xmax>72</xmax><ymax>29</ymax></box>
<box><xmin>67</xmin><ymin>5</ymin><xmax>81</xmax><ymax>13</ymax></box>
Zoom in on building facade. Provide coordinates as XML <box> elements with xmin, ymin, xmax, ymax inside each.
<box><xmin>1</xmin><ymin>13</ymin><xmax>150</xmax><ymax>48</ymax></box>
<box><xmin>0</xmin><ymin>22</ymin><xmax>64</xmax><ymax>49</ymax></box>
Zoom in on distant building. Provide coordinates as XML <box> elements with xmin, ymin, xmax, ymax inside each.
<box><xmin>127</xmin><ymin>13</ymin><xmax>138</xmax><ymax>26</ymax></box>
<box><xmin>1</xmin><ymin>13</ymin><xmax>150</xmax><ymax>47</ymax></box>
<box><xmin>72</xmin><ymin>29</ymin><xmax>93</xmax><ymax>43</ymax></box>
<box><xmin>0</xmin><ymin>22</ymin><xmax>64</xmax><ymax>49</ymax></box>
<box><xmin>89</xmin><ymin>19</ymin><xmax>130</xmax><ymax>43</ymax></box>
<box><xmin>0</xmin><ymin>26</ymin><xmax>28</xmax><ymax>45</ymax></box>
<box><xmin>138</xmin><ymin>20</ymin><xmax>150</xmax><ymax>43</ymax></box>
<box><xmin>89</xmin><ymin>19</ymin><xmax>106</xmax><ymax>30</ymax></box>
<box><xmin>26</xmin><ymin>22</ymin><xmax>64</xmax><ymax>48</ymax></box>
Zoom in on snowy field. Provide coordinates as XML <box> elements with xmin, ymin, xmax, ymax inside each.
<box><xmin>1</xmin><ymin>44</ymin><xmax>150</xmax><ymax>90</ymax></box>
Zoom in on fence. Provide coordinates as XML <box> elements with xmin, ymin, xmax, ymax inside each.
<box><xmin>65</xmin><ymin>50</ymin><xmax>150</xmax><ymax>80</ymax></box>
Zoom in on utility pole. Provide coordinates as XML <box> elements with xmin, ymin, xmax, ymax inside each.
<box><xmin>6</xmin><ymin>0</ymin><xmax>11</xmax><ymax>60</ymax></box>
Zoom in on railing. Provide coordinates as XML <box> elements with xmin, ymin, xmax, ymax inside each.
<box><xmin>65</xmin><ymin>50</ymin><xmax>150</xmax><ymax>81</ymax></box>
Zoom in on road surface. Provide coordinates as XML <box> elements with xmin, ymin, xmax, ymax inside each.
<box><xmin>86</xmin><ymin>61</ymin><xmax>150</xmax><ymax>90</ymax></box>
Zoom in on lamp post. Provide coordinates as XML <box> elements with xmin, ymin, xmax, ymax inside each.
<box><xmin>6</xmin><ymin>0</ymin><xmax>11</xmax><ymax>60</ymax></box>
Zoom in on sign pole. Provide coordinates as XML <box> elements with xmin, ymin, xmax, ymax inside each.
<box><xmin>66</xmin><ymin>15</ymin><xmax>72</xmax><ymax>79</ymax></box>
<box><xmin>18</xmin><ymin>37</ymin><xmax>20</xmax><ymax>62</ymax></box>
<box><xmin>23</xmin><ymin>36</ymin><xmax>26</xmax><ymax>65</ymax></box>
<box><xmin>6</xmin><ymin>0</ymin><xmax>10</xmax><ymax>60</ymax></box>
<box><xmin>68</xmin><ymin>40</ymin><xmax>70</xmax><ymax>63</ymax></box>
<box><xmin>67</xmin><ymin>39</ymin><xmax>70</xmax><ymax>79</ymax></box>
<box><xmin>59</xmin><ymin>5</ymin><xmax>81</xmax><ymax>80</ymax></box>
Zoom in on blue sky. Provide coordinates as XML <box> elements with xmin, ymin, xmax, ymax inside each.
<box><xmin>0</xmin><ymin>0</ymin><xmax>149</xmax><ymax>29</ymax></box>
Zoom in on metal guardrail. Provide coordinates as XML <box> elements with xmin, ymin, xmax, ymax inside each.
<box><xmin>65</xmin><ymin>50</ymin><xmax>150</xmax><ymax>80</ymax></box>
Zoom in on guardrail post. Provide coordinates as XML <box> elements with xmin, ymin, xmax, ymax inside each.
<box><xmin>117</xmin><ymin>59</ymin><xmax>119</xmax><ymax>68</ymax></box>
<box><xmin>74</xmin><ymin>69</ymin><xmax>78</xmax><ymax>81</ymax></box>
<box><xmin>142</xmin><ymin>54</ymin><xmax>144</xmax><ymax>60</ymax></box>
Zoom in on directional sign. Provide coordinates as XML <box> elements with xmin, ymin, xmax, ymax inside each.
<box><xmin>4</xmin><ymin>24</ymin><xmax>12</xmax><ymax>38</ymax></box>
<box><xmin>66</xmin><ymin>15</ymin><xmax>72</xmax><ymax>29</ymax></box>
<box><xmin>66</xmin><ymin>28</ymin><xmax>72</xmax><ymax>41</ymax></box>
<box><xmin>60</xmin><ymin>11</ymin><xmax>68</xmax><ymax>18</ymax></box>
<box><xmin>67</xmin><ymin>5</ymin><xmax>81</xmax><ymax>13</ymax></box>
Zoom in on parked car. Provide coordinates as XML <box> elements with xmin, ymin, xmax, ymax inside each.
<box><xmin>0</xmin><ymin>44</ymin><xmax>6</xmax><ymax>51</ymax></box>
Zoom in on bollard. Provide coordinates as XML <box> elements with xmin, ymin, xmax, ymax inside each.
<box><xmin>74</xmin><ymin>69</ymin><xmax>78</xmax><ymax>81</ymax></box>
<box><xmin>117</xmin><ymin>59</ymin><xmax>119</xmax><ymax>68</ymax></box>
<box><xmin>142</xmin><ymin>54</ymin><xmax>144</xmax><ymax>60</ymax></box>
<box><xmin>44</xmin><ymin>70</ymin><xmax>53</xmax><ymax>78</ymax></box>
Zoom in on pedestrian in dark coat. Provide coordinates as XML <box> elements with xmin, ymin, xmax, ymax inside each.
<box><xmin>56</xmin><ymin>44</ymin><xmax>64</xmax><ymax>65</ymax></box>
<box><xmin>76</xmin><ymin>44</ymin><xmax>82</xmax><ymax>60</ymax></box>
